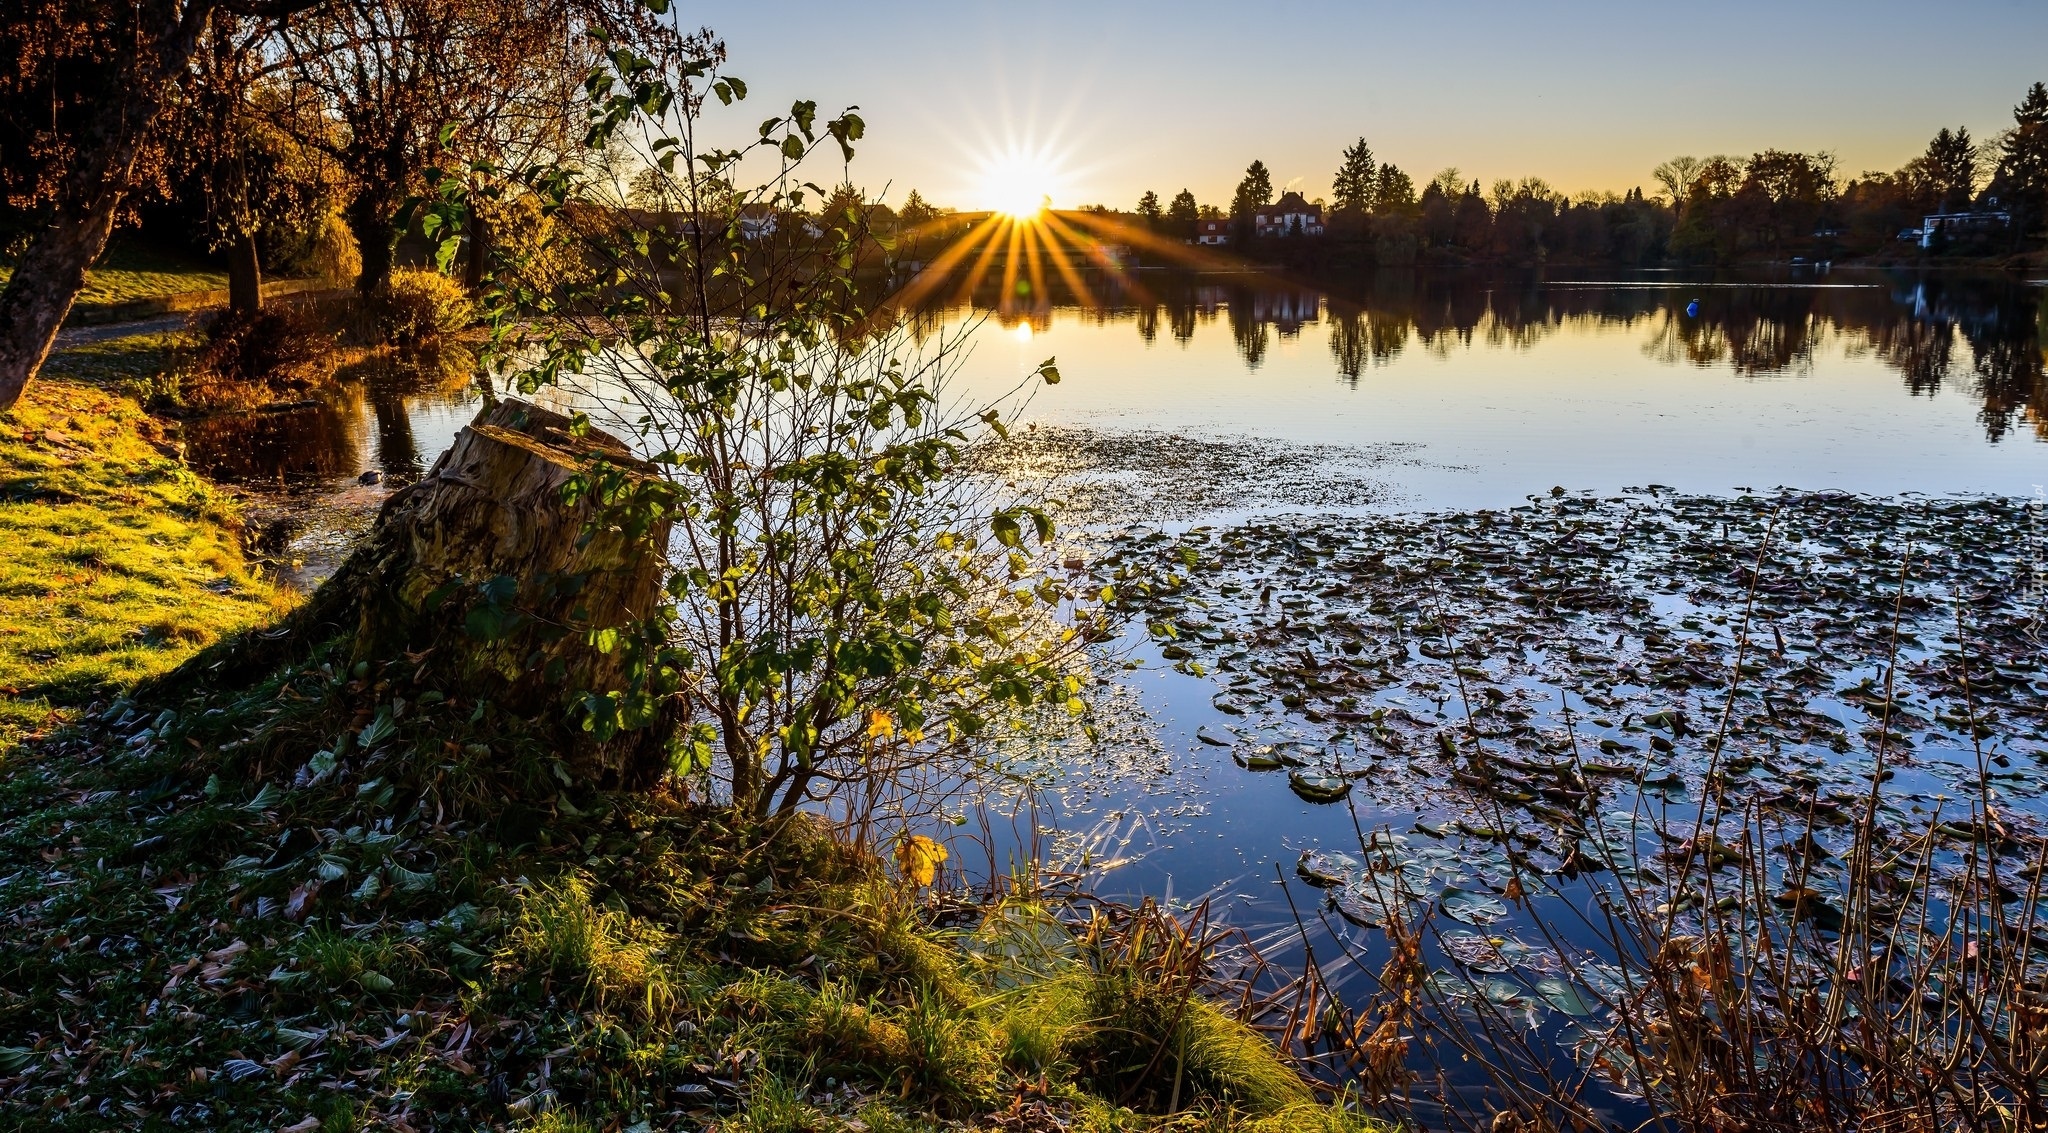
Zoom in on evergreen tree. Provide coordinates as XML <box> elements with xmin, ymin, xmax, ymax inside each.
<box><xmin>1924</xmin><ymin>127</ymin><xmax>1978</xmax><ymax>212</ymax></box>
<box><xmin>1166</xmin><ymin>188</ymin><xmax>1198</xmax><ymax>238</ymax></box>
<box><xmin>1373</xmin><ymin>164</ymin><xmax>1416</xmax><ymax>213</ymax></box>
<box><xmin>1136</xmin><ymin>189</ymin><xmax>1162</xmax><ymax>230</ymax></box>
<box><xmin>1332</xmin><ymin>137</ymin><xmax>1377</xmax><ymax>215</ymax></box>
<box><xmin>1231</xmin><ymin>159</ymin><xmax>1273</xmax><ymax>237</ymax></box>
<box><xmin>1993</xmin><ymin>82</ymin><xmax>2048</xmax><ymax>239</ymax></box>
<box><xmin>898</xmin><ymin>189</ymin><xmax>938</xmax><ymax>228</ymax></box>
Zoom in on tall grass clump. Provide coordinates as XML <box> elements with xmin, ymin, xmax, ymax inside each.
<box><xmin>506</xmin><ymin>873</ymin><xmax>677</xmax><ymax>1020</ymax></box>
<box><xmin>370</xmin><ymin>267</ymin><xmax>475</xmax><ymax>347</ymax></box>
<box><xmin>1069</xmin><ymin>899</ymin><xmax>1313</xmax><ymax>1115</ymax></box>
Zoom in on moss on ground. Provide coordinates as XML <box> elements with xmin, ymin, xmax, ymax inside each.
<box><xmin>0</xmin><ymin>379</ymin><xmax>294</xmax><ymax>749</ymax></box>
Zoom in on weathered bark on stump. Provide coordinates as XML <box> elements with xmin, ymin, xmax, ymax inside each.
<box><xmin>167</xmin><ymin>399</ymin><xmax>676</xmax><ymax>787</ymax></box>
<box><xmin>349</xmin><ymin>398</ymin><xmax>674</xmax><ymax>785</ymax></box>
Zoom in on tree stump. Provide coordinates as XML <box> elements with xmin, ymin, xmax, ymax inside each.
<box><xmin>158</xmin><ymin>397</ymin><xmax>676</xmax><ymax>788</ymax></box>
<box><xmin>328</xmin><ymin>397</ymin><xmax>674</xmax><ymax>786</ymax></box>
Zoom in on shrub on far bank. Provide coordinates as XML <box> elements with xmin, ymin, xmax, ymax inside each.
<box><xmin>371</xmin><ymin>268</ymin><xmax>475</xmax><ymax>347</ymax></box>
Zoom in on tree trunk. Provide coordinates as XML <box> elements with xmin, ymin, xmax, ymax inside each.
<box><xmin>347</xmin><ymin>191</ymin><xmax>396</xmax><ymax>296</ymax></box>
<box><xmin>0</xmin><ymin>201</ymin><xmax>122</xmax><ymax>412</ymax></box>
<box><xmin>0</xmin><ymin>1</ymin><xmax>212</xmax><ymax>413</ymax></box>
<box><xmin>228</xmin><ymin>230</ymin><xmax>263</xmax><ymax>315</ymax></box>
<box><xmin>462</xmin><ymin>211</ymin><xmax>490</xmax><ymax>294</ymax></box>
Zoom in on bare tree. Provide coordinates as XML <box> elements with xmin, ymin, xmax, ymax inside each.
<box><xmin>1652</xmin><ymin>155</ymin><xmax>1705</xmax><ymax>204</ymax></box>
<box><xmin>276</xmin><ymin>0</ymin><xmax>587</xmax><ymax>294</ymax></box>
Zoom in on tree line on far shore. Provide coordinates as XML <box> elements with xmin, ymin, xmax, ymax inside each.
<box><xmin>1109</xmin><ymin>82</ymin><xmax>2048</xmax><ymax>268</ymax></box>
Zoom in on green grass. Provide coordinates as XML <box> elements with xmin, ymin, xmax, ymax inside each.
<box><xmin>0</xmin><ymin>633</ymin><xmax>1389</xmax><ymax>1130</ymax></box>
<box><xmin>0</xmin><ymin>380</ymin><xmax>293</xmax><ymax>748</ymax></box>
<box><xmin>39</xmin><ymin>329</ymin><xmax>197</xmax><ymax>399</ymax></box>
<box><xmin>0</xmin><ymin>240</ymin><xmax>226</xmax><ymax>306</ymax></box>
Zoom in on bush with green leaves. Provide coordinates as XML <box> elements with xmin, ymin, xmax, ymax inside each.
<box><xmin>419</xmin><ymin>30</ymin><xmax>1099</xmax><ymax>819</ymax></box>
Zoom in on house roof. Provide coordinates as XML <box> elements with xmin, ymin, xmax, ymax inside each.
<box><xmin>1270</xmin><ymin>191</ymin><xmax>1319</xmax><ymax>215</ymax></box>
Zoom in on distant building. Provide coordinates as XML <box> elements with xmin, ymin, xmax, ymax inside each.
<box><xmin>1194</xmin><ymin>218</ymin><xmax>1230</xmax><ymax>246</ymax></box>
<box><xmin>1919</xmin><ymin>210</ymin><xmax>2010</xmax><ymax>248</ymax></box>
<box><xmin>738</xmin><ymin>204</ymin><xmax>780</xmax><ymax>240</ymax></box>
<box><xmin>1254</xmin><ymin>192</ymin><xmax>1325</xmax><ymax>238</ymax></box>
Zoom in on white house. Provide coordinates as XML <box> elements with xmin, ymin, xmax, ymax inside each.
<box><xmin>1254</xmin><ymin>192</ymin><xmax>1325</xmax><ymax>238</ymax></box>
<box><xmin>1919</xmin><ymin>209</ymin><xmax>2010</xmax><ymax>248</ymax></box>
<box><xmin>1193</xmin><ymin>218</ymin><xmax>1230</xmax><ymax>246</ymax></box>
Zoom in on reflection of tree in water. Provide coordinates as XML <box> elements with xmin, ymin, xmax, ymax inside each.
<box><xmin>1963</xmin><ymin>316</ymin><xmax>2046</xmax><ymax>442</ymax></box>
<box><xmin>1228</xmin><ymin>287</ymin><xmax>1270</xmax><ymax>368</ymax></box>
<box><xmin>339</xmin><ymin>346</ymin><xmax>480</xmax><ymax>484</ymax></box>
<box><xmin>183</xmin><ymin>386</ymin><xmax>365</xmax><ymax>486</ymax></box>
<box><xmin>1327</xmin><ymin>303</ymin><xmax>1412</xmax><ymax>383</ymax></box>
<box><xmin>905</xmin><ymin>266</ymin><xmax>2046</xmax><ymax>442</ymax></box>
<box><xmin>1862</xmin><ymin>317</ymin><xmax>1957</xmax><ymax>395</ymax></box>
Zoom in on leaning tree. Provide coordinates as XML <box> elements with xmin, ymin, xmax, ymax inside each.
<box><xmin>0</xmin><ymin>0</ymin><xmax>325</xmax><ymax>412</ymax></box>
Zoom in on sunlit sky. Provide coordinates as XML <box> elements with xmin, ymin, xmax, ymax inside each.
<box><xmin>700</xmin><ymin>0</ymin><xmax>2048</xmax><ymax>213</ymax></box>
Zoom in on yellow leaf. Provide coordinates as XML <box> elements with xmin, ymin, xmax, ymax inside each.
<box><xmin>895</xmin><ymin>834</ymin><xmax>947</xmax><ymax>887</ymax></box>
<box><xmin>867</xmin><ymin>710</ymin><xmax>894</xmax><ymax>740</ymax></box>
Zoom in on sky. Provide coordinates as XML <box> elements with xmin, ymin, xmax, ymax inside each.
<box><xmin>693</xmin><ymin>0</ymin><xmax>2048</xmax><ymax>213</ymax></box>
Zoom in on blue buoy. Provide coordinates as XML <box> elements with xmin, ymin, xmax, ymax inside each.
<box><xmin>1686</xmin><ymin>299</ymin><xmax>1700</xmax><ymax>318</ymax></box>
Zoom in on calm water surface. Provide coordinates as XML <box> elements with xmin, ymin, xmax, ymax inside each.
<box><xmin>940</xmin><ymin>267</ymin><xmax>2047</xmax><ymax>511</ymax></box>
<box><xmin>192</xmin><ymin>268</ymin><xmax>2048</xmax><ymax>512</ymax></box>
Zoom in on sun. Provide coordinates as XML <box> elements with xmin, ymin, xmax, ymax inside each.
<box><xmin>976</xmin><ymin>147</ymin><xmax>1064</xmax><ymax>219</ymax></box>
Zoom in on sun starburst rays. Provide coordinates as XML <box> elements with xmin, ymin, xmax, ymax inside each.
<box><xmin>880</xmin><ymin>134</ymin><xmax>1243</xmax><ymax>328</ymax></box>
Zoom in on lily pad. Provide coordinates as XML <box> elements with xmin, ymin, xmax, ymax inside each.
<box><xmin>1289</xmin><ymin>773</ymin><xmax>1352</xmax><ymax>803</ymax></box>
<box><xmin>1440</xmin><ymin>887</ymin><xmax>1510</xmax><ymax>926</ymax></box>
<box><xmin>1533</xmin><ymin>977</ymin><xmax>1598</xmax><ymax>1016</ymax></box>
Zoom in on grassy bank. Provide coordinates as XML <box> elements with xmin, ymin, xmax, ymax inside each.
<box><xmin>0</xmin><ymin>379</ymin><xmax>292</xmax><ymax>750</ymax></box>
<box><xmin>0</xmin><ymin>643</ymin><xmax>1379</xmax><ymax>1131</ymax></box>
<box><xmin>0</xmin><ymin>377</ymin><xmax>1372</xmax><ymax>1130</ymax></box>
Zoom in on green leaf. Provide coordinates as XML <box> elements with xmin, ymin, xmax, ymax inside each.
<box><xmin>358</xmin><ymin>709</ymin><xmax>396</xmax><ymax>749</ymax></box>
<box><xmin>1036</xmin><ymin>358</ymin><xmax>1061</xmax><ymax>385</ymax></box>
<box><xmin>991</xmin><ymin>513</ymin><xmax>1022</xmax><ymax>548</ymax></box>
<box><xmin>307</xmin><ymin>749</ymin><xmax>338</xmax><ymax>780</ymax></box>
